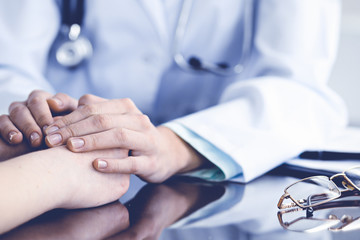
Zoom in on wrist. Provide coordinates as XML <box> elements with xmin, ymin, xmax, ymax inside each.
<box><xmin>158</xmin><ymin>126</ymin><xmax>205</xmax><ymax>174</ymax></box>
<box><xmin>29</xmin><ymin>147</ymin><xmax>73</xmax><ymax>209</ymax></box>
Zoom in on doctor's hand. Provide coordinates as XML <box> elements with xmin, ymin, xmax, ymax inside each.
<box><xmin>44</xmin><ymin>94</ymin><xmax>205</xmax><ymax>183</ymax></box>
<box><xmin>0</xmin><ymin>90</ymin><xmax>77</xmax><ymax>148</ymax></box>
<box><xmin>0</xmin><ymin>137</ymin><xmax>31</xmax><ymax>161</ymax></box>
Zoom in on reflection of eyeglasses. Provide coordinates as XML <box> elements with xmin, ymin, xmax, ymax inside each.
<box><xmin>277</xmin><ymin>166</ymin><xmax>360</xmax><ymax>210</ymax></box>
<box><xmin>277</xmin><ymin>199</ymin><xmax>360</xmax><ymax>232</ymax></box>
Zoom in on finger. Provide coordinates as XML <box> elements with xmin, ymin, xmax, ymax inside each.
<box><xmin>45</xmin><ymin>113</ymin><xmax>151</xmax><ymax>147</ymax></box>
<box><xmin>65</xmin><ymin>127</ymin><xmax>149</xmax><ymax>152</ymax></box>
<box><xmin>45</xmin><ymin>98</ymin><xmax>141</xmax><ymax>135</ymax></box>
<box><xmin>78</xmin><ymin>94</ymin><xmax>107</xmax><ymax>106</ymax></box>
<box><xmin>26</xmin><ymin>90</ymin><xmax>53</xmax><ymax>130</ymax></box>
<box><xmin>0</xmin><ymin>139</ymin><xmax>31</xmax><ymax>161</ymax></box>
<box><xmin>0</xmin><ymin>115</ymin><xmax>23</xmax><ymax>144</ymax></box>
<box><xmin>93</xmin><ymin>156</ymin><xmax>150</xmax><ymax>175</ymax></box>
<box><xmin>47</xmin><ymin>92</ymin><xmax>78</xmax><ymax>113</ymax></box>
<box><xmin>53</xmin><ymin>116</ymin><xmax>63</xmax><ymax>121</ymax></box>
<box><xmin>9</xmin><ymin>102</ymin><xmax>42</xmax><ymax>147</ymax></box>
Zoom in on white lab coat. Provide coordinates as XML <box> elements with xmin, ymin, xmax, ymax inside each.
<box><xmin>0</xmin><ymin>0</ymin><xmax>347</xmax><ymax>182</ymax></box>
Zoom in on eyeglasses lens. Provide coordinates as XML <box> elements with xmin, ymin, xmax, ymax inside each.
<box><xmin>344</xmin><ymin>167</ymin><xmax>360</xmax><ymax>190</ymax></box>
<box><xmin>287</xmin><ymin>176</ymin><xmax>341</xmax><ymax>207</ymax></box>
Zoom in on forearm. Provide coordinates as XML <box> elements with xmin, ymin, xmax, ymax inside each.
<box><xmin>0</xmin><ymin>152</ymin><xmax>62</xmax><ymax>232</ymax></box>
<box><xmin>0</xmin><ymin>149</ymin><xmax>66</xmax><ymax>233</ymax></box>
<box><xmin>0</xmin><ymin>146</ymin><xmax>129</xmax><ymax>234</ymax></box>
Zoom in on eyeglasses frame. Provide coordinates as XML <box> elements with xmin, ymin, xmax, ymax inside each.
<box><xmin>278</xmin><ymin>166</ymin><xmax>360</xmax><ymax>210</ymax></box>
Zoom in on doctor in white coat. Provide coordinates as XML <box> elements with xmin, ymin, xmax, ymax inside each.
<box><xmin>0</xmin><ymin>0</ymin><xmax>347</xmax><ymax>182</ymax></box>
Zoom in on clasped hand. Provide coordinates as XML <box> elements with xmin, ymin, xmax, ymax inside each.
<box><xmin>0</xmin><ymin>90</ymin><xmax>203</xmax><ymax>182</ymax></box>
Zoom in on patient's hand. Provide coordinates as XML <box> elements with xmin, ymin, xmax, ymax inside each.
<box><xmin>0</xmin><ymin>146</ymin><xmax>130</xmax><ymax>234</ymax></box>
<box><xmin>46</xmin><ymin>146</ymin><xmax>131</xmax><ymax>209</ymax></box>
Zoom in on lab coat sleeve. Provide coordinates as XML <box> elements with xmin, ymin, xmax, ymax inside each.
<box><xmin>164</xmin><ymin>121</ymin><xmax>242</xmax><ymax>181</ymax></box>
<box><xmin>168</xmin><ymin>0</ymin><xmax>348</xmax><ymax>183</ymax></box>
<box><xmin>0</xmin><ymin>1</ymin><xmax>59</xmax><ymax>114</ymax></box>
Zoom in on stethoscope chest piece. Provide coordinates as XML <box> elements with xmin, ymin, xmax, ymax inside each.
<box><xmin>56</xmin><ymin>23</ymin><xmax>93</xmax><ymax>67</ymax></box>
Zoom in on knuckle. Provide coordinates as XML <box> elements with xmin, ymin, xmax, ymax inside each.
<box><xmin>0</xmin><ymin>115</ymin><xmax>12</xmax><ymax>131</ymax></box>
<box><xmin>63</xmin><ymin>125</ymin><xmax>77</xmax><ymax>138</ymax></box>
<box><xmin>137</xmin><ymin>114</ymin><xmax>152</xmax><ymax>129</ymax></box>
<box><xmin>29</xmin><ymin>90</ymin><xmax>42</xmax><ymax>98</ymax></box>
<box><xmin>53</xmin><ymin>93</ymin><xmax>68</xmax><ymax>103</ymax></box>
<box><xmin>93</xmin><ymin>114</ymin><xmax>111</xmax><ymax>129</ymax></box>
<box><xmin>114</xmin><ymin>127</ymin><xmax>127</xmax><ymax>143</ymax></box>
<box><xmin>54</xmin><ymin>92</ymin><xmax>67</xmax><ymax>99</ymax></box>
<box><xmin>36</xmin><ymin>114</ymin><xmax>51</xmax><ymax>126</ymax></box>
<box><xmin>9</xmin><ymin>103</ymin><xmax>25</xmax><ymax>117</ymax></box>
<box><xmin>130</xmin><ymin>158</ymin><xmax>139</xmax><ymax>174</ymax></box>
<box><xmin>0</xmin><ymin>114</ymin><xmax>8</xmax><ymax>122</ymax></box>
<box><xmin>27</xmin><ymin>95</ymin><xmax>43</xmax><ymax>107</ymax></box>
<box><xmin>79</xmin><ymin>94</ymin><xmax>96</xmax><ymax>104</ymax></box>
<box><xmin>120</xmin><ymin>98</ymin><xmax>135</xmax><ymax>109</ymax></box>
<box><xmin>22</xmin><ymin>122</ymin><xmax>36</xmax><ymax>136</ymax></box>
<box><xmin>81</xmin><ymin>104</ymin><xmax>97</xmax><ymax>116</ymax></box>
<box><xmin>54</xmin><ymin>116</ymin><xmax>70</xmax><ymax>127</ymax></box>
<box><xmin>86</xmin><ymin>134</ymin><xmax>97</xmax><ymax>149</ymax></box>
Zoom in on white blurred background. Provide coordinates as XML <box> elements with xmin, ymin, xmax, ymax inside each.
<box><xmin>329</xmin><ymin>0</ymin><xmax>360</xmax><ymax>126</ymax></box>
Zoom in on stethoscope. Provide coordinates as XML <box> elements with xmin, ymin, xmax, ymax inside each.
<box><xmin>56</xmin><ymin>0</ymin><xmax>250</xmax><ymax>76</ymax></box>
<box><xmin>173</xmin><ymin>0</ymin><xmax>251</xmax><ymax>76</ymax></box>
<box><xmin>56</xmin><ymin>0</ymin><xmax>92</xmax><ymax>67</ymax></box>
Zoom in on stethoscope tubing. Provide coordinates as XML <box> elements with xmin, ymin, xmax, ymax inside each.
<box><xmin>56</xmin><ymin>0</ymin><xmax>251</xmax><ymax>75</ymax></box>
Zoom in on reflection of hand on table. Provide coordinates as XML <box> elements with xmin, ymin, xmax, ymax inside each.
<box><xmin>1</xmin><ymin>202</ymin><xmax>130</xmax><ymax>240</ymax></box>
<box><xmin>109</xmin><ymin>180</ymin><xmax>225</xmax><ymax>239</ymax></box>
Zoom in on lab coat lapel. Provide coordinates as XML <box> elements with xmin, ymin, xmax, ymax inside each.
<box><xmin>138</xmin><ymin>0</ymin><xmax>169</xmax><ymax>47</ymax></box>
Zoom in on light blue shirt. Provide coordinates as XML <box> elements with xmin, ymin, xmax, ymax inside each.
<box><xmin>165</xmin><ymin>122</ymin><xmax>243</xmax><ymax>181</ymax></box>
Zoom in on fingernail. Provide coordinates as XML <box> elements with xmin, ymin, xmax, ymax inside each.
<box><xmin>43</xmin><ymin>125</ymin><xmax>48</xmax><ymax>131</ymax></box>
<box><xmin>97</xmin><ymin>159</ymin><xmax>108</xmax><ymax>169</ymax></box>
<box><xmin>69</xmin><ymin>138</ymin><xmax>84</xmax><ymax>149</ymax></box>
<box><xmin>46</xmin><ymin>133</ymin><xmax>62</xmax><ymax>145</ymax></box>
<box><xmin>30</xmin><ymin>132</ymin><xmax>40</xmax><ymax>143</ymax></box>
<box><xmin>46</xmin><ymin>126</ymin><xmax>59</xmax><ymax>134</ymax></box>
<box><xmin>52</xmin><ymin>97</ymin><xmax>63</xmax><ymax>107</ymax></box>
<box><xmin>8</xmin><ymin>131</ymin><xmax>18</xmax><ymax>142</ymax></box>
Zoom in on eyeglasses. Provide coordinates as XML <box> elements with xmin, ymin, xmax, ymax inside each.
<box><xmin>277</xmin><ymin>166</ymin><xmax>360</xmax><ymax>210</ymax></box>
<box><xmin>278</xmin><ymin>199</ymin><xmax>360</xmax><ymax>232</ymax></box>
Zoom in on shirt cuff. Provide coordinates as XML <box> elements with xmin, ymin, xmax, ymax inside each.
<box><xmin>163</xmin><ymin>121</ymin><xmax>243</xmax><ymax>181</ymax></box>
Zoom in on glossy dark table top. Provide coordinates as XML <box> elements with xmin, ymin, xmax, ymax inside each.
<box><xmin>1</xmin><ymin>172</ymin><xmax>360</xmax><ymax>240</ymax></box>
